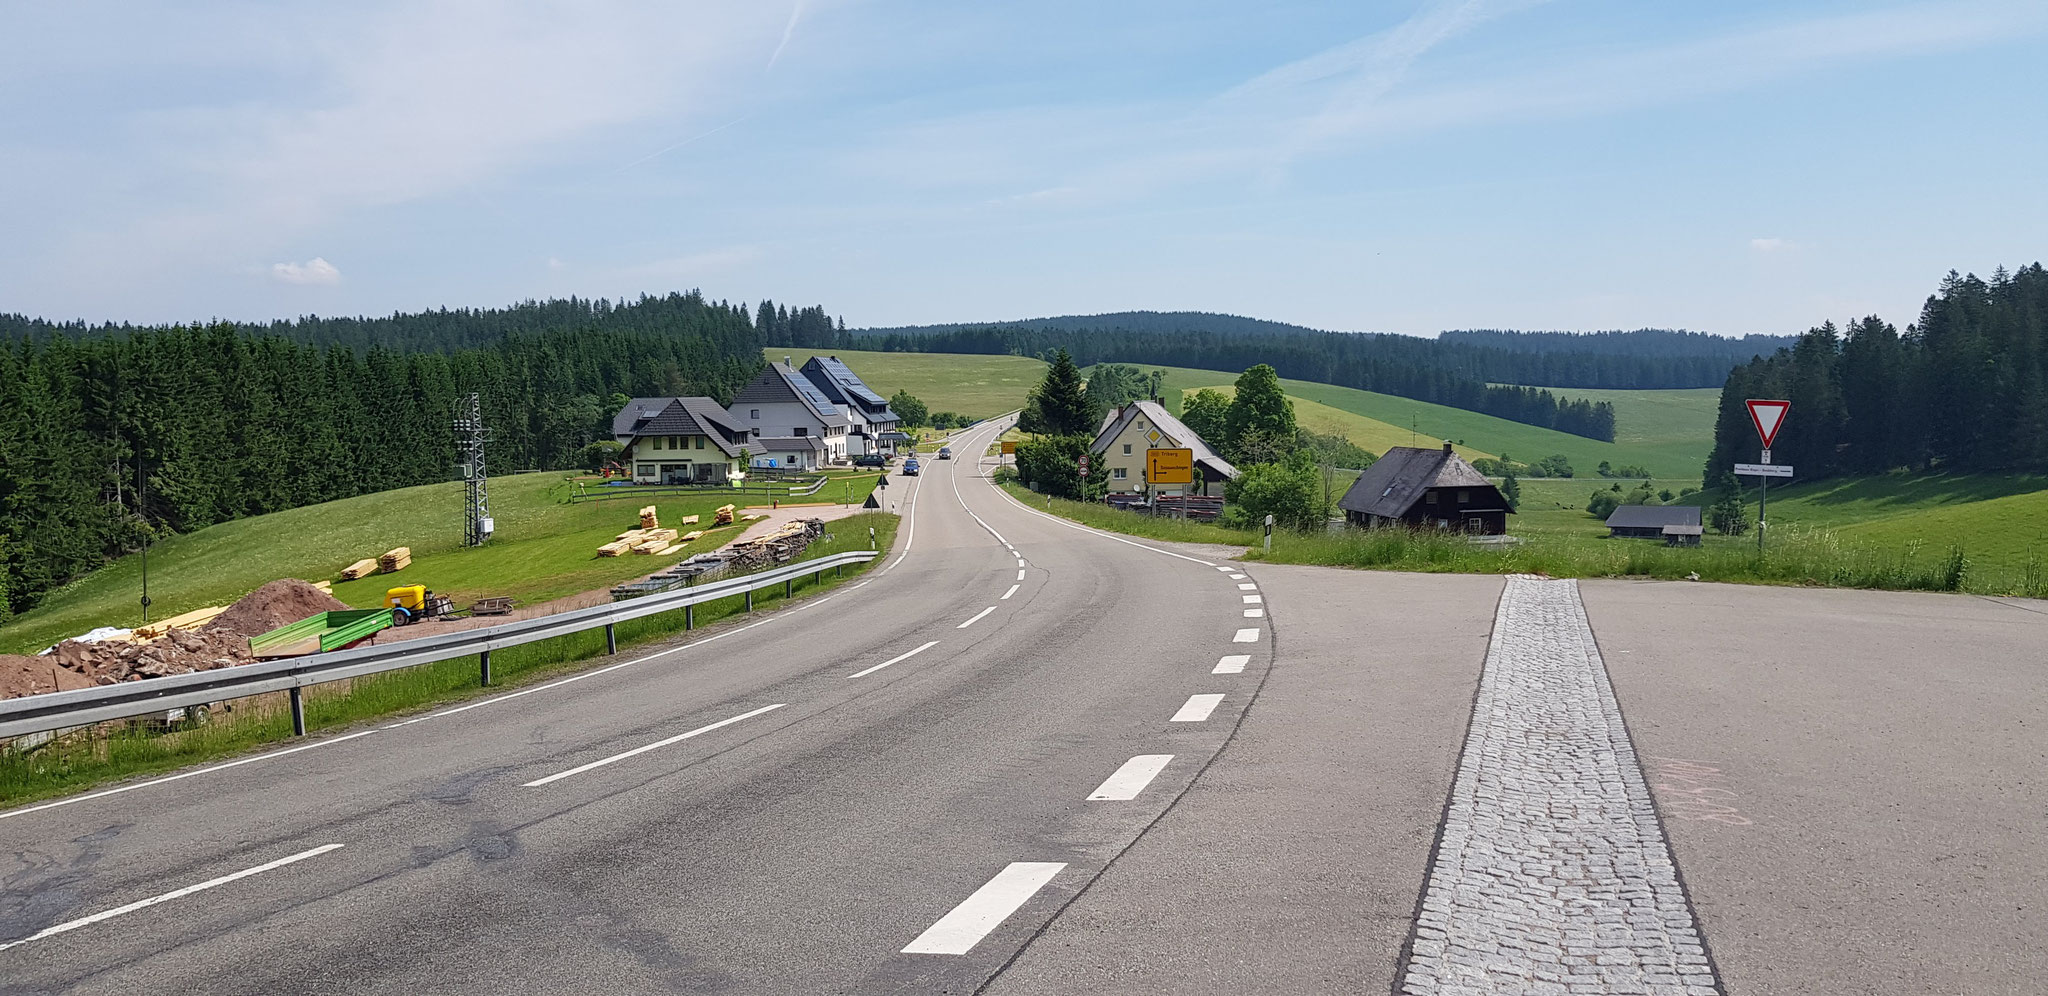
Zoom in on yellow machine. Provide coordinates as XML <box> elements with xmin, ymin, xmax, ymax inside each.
<box><xmin>384</xmin><ymin>585</ymin><xmax>428</xmax><ymax>612</ymax></box>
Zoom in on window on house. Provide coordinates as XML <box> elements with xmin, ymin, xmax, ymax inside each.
<box><xmin>749</xmin><ymin>409</ymin><xmax>760</xmax><ymax>419</ymax></box>
<box><xmin>695</xmin><ymin>436</ymin><xmax>705</xmax><ymax>449</ymax></box>
<box><xmin>1458</xmin><ymin>490</ymin><xmax>1469</xmax><ymax>503</ymax></box>
<box><xmin>793</xmin><ymin>426</ymin><xmax>807</xmax><ymax>436</ymax></box>
<box><xmin>1122</xmin><ymin>443</ymin><xmax>1132</xmax><ymax>454</ymax></box>
<box><xmin>1425</xmin><ymin>492</ymin><xmax>1437</xmax><ymax>504</ymax></box>
<box><xmin>1113</xmin><ymin>467</ymin><xmax>1128</xmax><ymax>480</ymax></box>
<box><xmin>652</xmin><ymin>437</ymin><xmax>663</xmax><ymax>450</ymax></box>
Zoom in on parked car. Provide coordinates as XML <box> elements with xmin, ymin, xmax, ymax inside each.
<box><xmin>852</xmin><ymin>453</ymin><xmax>886</xmax><ymax>468</ymax></box>
<box><xmin>903</xmin><ymin>457</ymin><xmax>921</xmax><ymax>476</ymax></box>
<box><xmin>937</xmin><ymin>447</ymin><xmax>952</xmax><ymax>460</ymax></box>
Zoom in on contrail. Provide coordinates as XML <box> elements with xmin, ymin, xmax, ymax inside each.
<box><xmin>768</xmin><ymin>1</ymin><xmax>804</xmax><ymax>68</ymax></box>
<box><xmin>613</xmin><ymin>115</ymin><xmax>752</xmax><ymax>173</ymax></box>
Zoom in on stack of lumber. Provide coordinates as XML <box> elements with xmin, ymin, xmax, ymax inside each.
<box><xmin>680</xmin><ymin>514</ymin><xmax>700</xmax><ymax>526</ymax></box>
<box><xmin>638</xmin><ymin>505</ymin><xmax>659</xmax><ymax>529</ymax></box>
<box><xmin>601</xmin><ymin>527</ymin><xmax>681</xmax><ymax>556</ymax></box>
<box><xmin>378</xmin><ymin>547</ymin><xmax>412</xmax><ymax>573</ymax></box>
<box><xmin>597</xmin><ymin>538</ymin><xmax>633</xmax><ymax>557</ymax></box>
<box><xmin>340</xmin><ymin>558</ymin><xmax>379</xmax><ymax>581</ymax></box>
<box><xmin>680</xmin><ymin>529</ymin><xmax>705</xmax><ymax>542</ymax></box>
<box><xmin>714</xmin><ymin>504</ymin><xmax>737</xmax><ymax>526</ymax></box>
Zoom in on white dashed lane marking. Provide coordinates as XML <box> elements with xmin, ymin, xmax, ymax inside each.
<box><xmin>0</xmin><ymin>844</ymin><xmax>346</xmax><ymax>952</ymax></box>
<box><xmin>1086</xmin><ymin>754</ymin><xmax>1174</xmax><ymax>801</ymax></box>
<box><xmin>1243</xmin><ymin>608</ymin><xmax>1264</xmax><ymax>618</ymax></box>
<box><xmin>1015</xmin><ymin>569</ymin><xmax>1025</xmax><ymax>580</ymax></box>
<box><xmin>1001</xmin><ymin>584</ymin><xmax>1019</xmax><ymax>600</ymax></box>
<box><xmin>1213</xmin><ymin>654</ymin><xmax>1249</xmax><ymax>674</ymax></box>
<box><xmin>1170</xmin><ymin>694</ymin><xmax>1224</xmax><ymax>722</ymax></box>
<box><xmin>1236</xmin><ymin>583</ymin><xmax>1257</xmax><ymax>591</ymax></box>
<box><xmin>1228</xmin><ymin>573</ymin><xmax>1246</xmax><ymax>580</ymax></box>
<box><xmin>849</xmin><ymin>641</ymin><xmax>939</xmax><ymax>679</ymax></box>
<box><xmin>524</xmin><ymin>704</ymin><xmax>786</xmax><ymax>787</ymax></box>
<box><xmin>958</xmin><ymin>606</ymin><xmax>997</xmax><ymax>629</ymax></box>
<box><xmin>902</xmin><ymin>862</ymin><xmax>1067</xmax><ymax>955</ymax></box>
<box><xmin>1242</xmin><ymin>594</ymin><xmax>1262</xmax><ymax>604</ymax></box>
<box><xmin>1233</xmin><ymin>628</ymin><xmax>1260</xmax><ymax>643</ymax></box>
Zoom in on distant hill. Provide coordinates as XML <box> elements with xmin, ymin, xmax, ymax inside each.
<box><xmin>1439</xmin><ymin>328</ymin><xmax>1796</xmax><ymax>360</ymax></box>
<box><xmin>858</xmin><ymin>311</ymin><xmax>1330</xmax><ymax>339</ymax></box>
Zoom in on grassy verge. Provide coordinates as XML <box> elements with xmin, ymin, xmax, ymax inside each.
<box><xmin>1240</xmin><ymin>525</ymin><xmax>2046</xmax><ymax>598</ymax></box>
<box><xmin>996</xmin><ymin>481</ymin><xmax>1258</xmax><ymax>546</ymax></box>
<box><xmin>0</xmin><ymin>514</ymin><xmax>900</xmax><ymax>808</ymax></box>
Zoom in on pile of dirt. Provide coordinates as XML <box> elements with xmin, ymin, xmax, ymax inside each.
<box><xmin>1</xmin><ymin>579</ymin><xmax>352</xmax><ymax>700</ymax></box>
<box><xmin>0</xmin><ymin>655</ymin><xmax>95</xmax><ymax>700</ymax></box>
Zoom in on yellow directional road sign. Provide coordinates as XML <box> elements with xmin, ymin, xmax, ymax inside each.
<box><xmin>1000</xmin><ymin>441</ymin><xmax>1017</xmax><ymax>455</ymax></box>
<box><xmin>1146</xmin><ymin>447</ymin><xmax>1194</xmax><ymax>485</ymax></box>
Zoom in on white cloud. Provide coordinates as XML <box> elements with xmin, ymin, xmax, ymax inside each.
<box><xmin>1750</xmin><ymin>238</ymin><xmax>1793</xmax><ymax>253</ymax></box>
<box><xmin>270</xmin><ymin>257</ymin><xmax>341</xmax><ymax>285</ymax></box>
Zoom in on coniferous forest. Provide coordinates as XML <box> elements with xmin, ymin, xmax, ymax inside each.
<box><xmin>1706</xmin><ymin>265</ymin><xmax>2048</xmax><ymax>482</ymax></box>
<box><xmin>0</xmin><ymin>292</ymin><xmax>767</xmax><ymax>617</ymax></box>
<box><xmin>847</xmin><ymin>323</ymin><xmax>1620</xmax><ymax>441</ymax></box>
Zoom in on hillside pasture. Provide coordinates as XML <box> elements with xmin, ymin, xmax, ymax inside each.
<box><xmin>766</xmin><ymin>347</ymin><xmax>1043</xmax><ymax>419</ymax></box>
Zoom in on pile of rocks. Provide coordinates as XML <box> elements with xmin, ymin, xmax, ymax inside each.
<box><xmin>0</xmin><ymin>579</ymin><xmax>349</xmax><ymax>699</ymax></box>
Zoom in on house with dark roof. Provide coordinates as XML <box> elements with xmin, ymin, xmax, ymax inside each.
<box><xmin>1605</xmin><ymin>504</ymin><xmax>1703</xmax><ymax>545</ymax></box>
<box><xmin>1337</xmin><ymin>442</ymin><xmax>1513</xmax><ymax>534</ymax></box>
<box><xmin>799</xmin><ymin>356</ymin><xmax>902</xmax><ymax>456</ymax></box>
<box><xmin>729</xmin><ymin>361</ymin><xmax>849</xmax><ymax>468</ymax></box>
<box><xmin>1090</xmin><ymin>400</ymin><xmax>1237</xmax><ymax>495</ymax></box>
<box><xmin>612</xmin><ymin>397</ymin><xmax>750</xmax><ymax>484</ymax></box>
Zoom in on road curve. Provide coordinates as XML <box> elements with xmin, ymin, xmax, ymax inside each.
<box><xmin>0</xmin><ymin>417</ymin><xmax>1277</xmax><ymax>995</ymax></box>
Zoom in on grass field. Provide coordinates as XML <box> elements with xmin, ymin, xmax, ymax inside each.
<box><xmin>1185</xmin><ymin>384</ymin><xmax>1492</xmax><ymax>463</ymax></box>
<box><xmin>767</xmin><ymin>347</ymin><xmax>1044</xmax><ymax>419</ymax></box>
<box><xmin>0</xmin><ymin>471</ymin><xmax>881</xmax><ymax>656</ymax></box>
<box><xmin>1134</xmin><ymin>363</ymin><xmax>1710</xmax><ymax>479</ymax></box>
<box><xmin>0</xmin><ymin>513</ymin><xmax>900</xmax><ymax>805</ymax></box>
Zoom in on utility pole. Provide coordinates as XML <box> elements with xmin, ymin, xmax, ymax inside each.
<box><xmin>455</xmin><ymin>393</ymin><xmax>493</xmax><ymax>546</ymax></box>
<box><xmin>137</xmin><ymin>461</ymin><xmax>151</xmax><ymax>624</ymax></box>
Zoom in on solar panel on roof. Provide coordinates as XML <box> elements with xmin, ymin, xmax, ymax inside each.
<box><xmin>792</xmin><ymin>376</ymin><xmax>839</xmax><ymax>415</ymax></box>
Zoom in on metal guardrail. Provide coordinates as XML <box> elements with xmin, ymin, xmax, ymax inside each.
<box><xmin>0</xmin><ymin>550</ymin><xmax>879</xmax><ymax>741</ymax></box>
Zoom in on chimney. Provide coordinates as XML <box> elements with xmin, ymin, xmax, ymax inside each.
<box><xmin>1442</xmin><ymin>441</ymin><xmax>1453</xmax><ymax>454</ymax></box>
<box><xmin>783</xmin><ymin>355</ymin><xmax>791</xmax><ymax>366</ymax></box>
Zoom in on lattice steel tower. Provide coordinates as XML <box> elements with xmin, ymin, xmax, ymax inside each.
<box><xmin>455</xmin><ymin>392</ymin><xmax>493</xmax><ymax>546</ymax></box>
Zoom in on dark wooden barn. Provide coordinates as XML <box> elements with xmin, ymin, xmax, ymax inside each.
<box><xmin>1604</xmin><ymin>505</ymin><xmax>1703</xmax><ymax>545</ymax></box>
<box><xmin>1337</xmin><ymin>442</ymin><xmax>1514</xmax><ymax>535</ymax></box>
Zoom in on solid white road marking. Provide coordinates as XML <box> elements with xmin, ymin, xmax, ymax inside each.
<box><xmin>0</xmin><ymin>844</ymin><xmax>345</xmax><ymax>952</ymax></box>
<box><xmin>1015</xmin><ymin>569</ymin><xmax>1026</xmax><ymax>581</ymax></box>
<box><xmin>1087</xmin><ymin>754</ymin><xmax>1174</xmax><ymax>801</ymax></box>
<box><xmin>523</xmin><ymin>704</ymin><xmax>786</xmax><ymax>787</ymax></box>
<box><xmin>1171</xmin><ymin>694</ymin><xmax>1225</xmax><ymax>722</ymax></box>
<box><xmin>1233</xmin><ymin>628</ymin><xmax>1260</xmax><ymax>643</ymax></box>
<box><xmin>1213</xmin><ymin>654</ymin><xmax>1250</xmax><ymax>674</ymax></box>
<box><xmin>984</xmin><ymin>481</ymin><xmax>1216</xmax><ymax>567</ymax></box>
<box><xmin>0</xmin><ymin>731</ymin><xmax>380</xmax><ymax>823</ymax></box>
<box><xmin>1244</xmin><ymin>608</ymin><xmax>1265</xmax><ymax>618</ymax></box>
<box><xmin>958</xmin><ymin>606</ymin><xmax>997</xmax><ymax>629</ymax></box>
<box><xmin>1242</xmin><ymin>594</ymin><xmax>1263</xmax><ymax>604</ymax></box>
<box><xmin>902</xmin><ymin>862</ymin><xmax>1067</xmax><ymax>955</ymax></box>
<box><xmin>849</xmin><ymin>641</ymin><xmax>939</xmax><ymax>679</ymax></box>
<box><xmin>1001</xmin><ymin>584</ymin><xmax>1020</xmax><ymax>600</ymax></box>
<box><xmin>1229</xmin><ymin>573</ymin><xmax>1246</xmax><ymax>580</ymax></box>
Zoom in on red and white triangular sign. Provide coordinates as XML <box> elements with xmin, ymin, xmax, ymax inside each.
<box><xmin>1747</xmin><ymin>399</ymin><xmax>1790</xmax><ymax>449</ymax></box>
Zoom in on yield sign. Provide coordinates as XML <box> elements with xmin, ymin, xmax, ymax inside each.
<box><xmin>1747</xmin><ymin>399</ymin><xmax>1790</xmax><ymax>449</ymax></box>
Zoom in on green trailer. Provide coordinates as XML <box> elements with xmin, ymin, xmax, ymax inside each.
<box><xmin>249</xmin><ymin>609</ymin><xmax>397</xmax><ymax>659</ymax></box>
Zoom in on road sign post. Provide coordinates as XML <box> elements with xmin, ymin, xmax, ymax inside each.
<box><xmin>1744</xmin><ymin>400</ymin><xmax>1791</xmax><ymax>553</ymax></box>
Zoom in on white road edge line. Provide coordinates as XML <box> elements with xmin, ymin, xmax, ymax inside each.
<box><xmin>1214</xmin><ymin>565</ymin><xmax>1234</xmax><ymax>572</ymax></box>
<box><xmin>0</xmin><ymin>843</ymin><xmax>345</xmax><ymax>952</ymax></box>
<box><xmin>1087</xmin><ymin>754</ymin><xmax>1174</xmax><ymax>801</ymax></box>
<box><xmin>849</xmin><ymin>641</ymin><xmax>940</xmax><ymax>679</ymax></box>
<box><xmin>902</xmin><ymin>862</ymin><xmax>1067</xmax><ymax>955</ymax></box>
<box><xmin>958</xmin><ymin>606</ymin><xmax>997</xmax><ymax>629</ymax></box>
<box><xmin>1170</xmin><ymin>694</ymin><xmax>1225</xmax><ymax>723</ymax></box>
<box><xmin>1233</xmin><ymin>628</ymin><xmax>1260</xmax><ymax>643</ymax></box>
<box><xmin>1001</xmin><ymin>584</ymin><xmax>1020</xmax><ymax>600</ymax></box>
<box><xmin>1242</xmin><ymin>594</ymin><xmax>1263</xmax><ymax>604</ymax></box>
<box><xmin>523</xmin><ymin>703</ymin><xmax>786</xmax><ymax>787</ymax></box>
<box><xmin>1213</xmin><ymin>654</ymin><xmax>1250</xmax><ymax>674</ymax></box>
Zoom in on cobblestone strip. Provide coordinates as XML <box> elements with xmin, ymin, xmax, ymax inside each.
<box><xmin>1400</xmin><ymin>577</ymin><xmax>1720</xmax><ymax>996</ymax></box>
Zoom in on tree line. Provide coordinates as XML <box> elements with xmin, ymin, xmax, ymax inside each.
<box><xmin>834</xmin><ymin>325</ymin><xmax>1619</xmax><ymax>441</ymax></box>
<box><xmin>1</xmin><ymin>291</ymin><xmax>775</xmax><ymax>356</ymax></box>
<box><xmin>1705</xmin><ymin>264</ymin><xmax>2048</xmax><ymax>483</ymax></box>
<box><xmin>0</xmin><ymin>295</ymin><xmax>766</xmax><ymax>618</ymax></box>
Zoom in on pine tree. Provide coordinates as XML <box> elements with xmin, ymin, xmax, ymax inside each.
<box><xmin>1027</xmin><ymin>348</ymin><xmax>1098</xmax><ymax>437</ymax></box>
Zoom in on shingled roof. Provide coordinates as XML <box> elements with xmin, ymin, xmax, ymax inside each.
<box><xmin>1337</xmin><ymin>444</ymin><xmax>1500</xmax><ymax>518</ymax></box>
<box><xmin>615</xmin><ymin>397</ymin><xmax>747</xmax><ymax>457</ymax></box>
<box><xmin>733</xmin><ymin>362</ymin><xmax>841</xmax><ymax>420</ymax></box>
<box><xmin>1604</xmin><ymin>505</ymin><xmax>1702</xmax><ymax>530</ymax></box>
<box><xmin>1091</xmin><ymin>400</ymin><xmax>1237</xmax><ymax>480</ymax></box>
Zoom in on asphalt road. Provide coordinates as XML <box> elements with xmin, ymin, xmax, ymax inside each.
<box><xmin>0</xmin><ymin>418</ymin><xmax>1278</xmax><ymax>995</ymax></box>
<box><xmin>5</xmin><ymin>418</ymin><xmax>2044</xmax><ymax>995</ymax></box>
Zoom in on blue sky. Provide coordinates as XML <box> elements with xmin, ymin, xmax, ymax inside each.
<box><xmin>3</xmin><ymin>0</ymin><xmax>2043</xmax><ymax>335</ymax></box>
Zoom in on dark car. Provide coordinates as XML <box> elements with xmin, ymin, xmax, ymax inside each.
<box><xmin>852</xmin><ymin>453</ymin><xmax>886</xmax><ymax>468</ymax></box>
<box><xmin>902</xmin><ymin>457</ymin><xmax>921</xmax><ymax>476</ymax></box>
<box><xmin>937</xmin><ymin>447</ymin><xmax>953</xmax><ymax>460</ymax></box>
